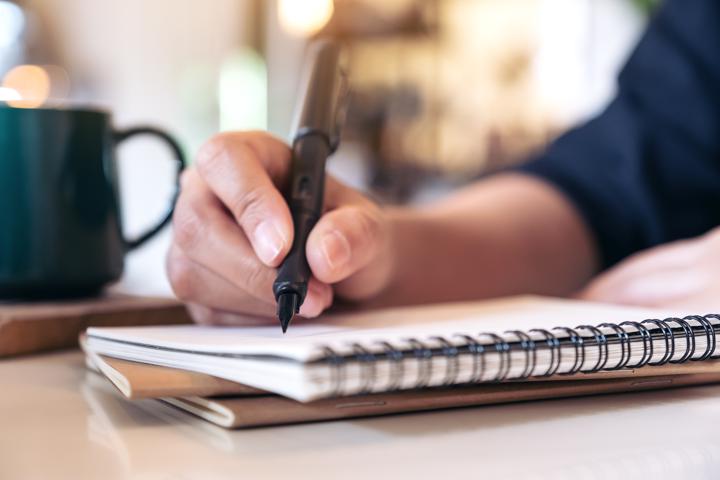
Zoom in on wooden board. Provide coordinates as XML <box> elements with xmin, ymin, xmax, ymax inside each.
<box><xmin>0</xmin><ymin>294</ymin><xmax>191</xmax><ymax>357</ymax></box>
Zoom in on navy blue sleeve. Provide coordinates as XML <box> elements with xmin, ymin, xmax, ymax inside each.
<box><xmin>518</xmin><ymin>0</ymin><xmax>720</xmax><ymax>268</ymax></box>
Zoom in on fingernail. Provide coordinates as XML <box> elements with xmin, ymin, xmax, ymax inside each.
<box><xmin>321</xmin><ymin>230</ymin><xmax>351</xmax><ymax>271</ymax></box>
<box><xmin>254</xmin><ymin>221</ymin><xmax>287</xmax><ymax>265</ymax></box>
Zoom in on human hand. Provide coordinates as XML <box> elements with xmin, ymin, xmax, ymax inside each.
<box><xmin>578</xmin><ymin>227</ymin><xmax>720</xmax><ymax>311</ymax></box>
<box><xmin>166</xmin><ymin>131</ymin><xmax>394</xmax><ymax>324</ymax></box>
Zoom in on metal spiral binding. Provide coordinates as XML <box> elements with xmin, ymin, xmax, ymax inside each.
<box><xmin>505</xmin><ymin>330</ymin><xmax>536</xmax><ymax>379</ymax></box>
<box><xmin>528</xmin><ymin>329</ymin><xmax>561</xmax><ymax>377</ymax></box>
<box><xmin>322</xmin><ymin>346</ymin><xmax>346</xmax><ymax>397</ymax></box>
<box><xmin>379</xmin><ymin>341</ymin><xmax>405</xmax><ymax>391</ymax></box>
<box><xmin>481</xmin><ymin>333</ymin><xmax>512</xmax><ymax>381</ymax></box>
<box><xmin>552</xmin><ymin>327</ymin><xmax>585</xmax><ymax>375</ymax></box>
<box><xmin>432</xmin><ymin>336</ymin><xmax>461</xmax><ymax>386</ymax></box>
<box><xmin>453</xmin><ymin>334</ymin><xmax>486</xmax><ymax>383</ymax></box>
<box><xmin>686</xmin><ymin>315</ymin><xmax>715</xmax><ymax>361</ymax></box>
<box><xmin>407</xmin><ymin>338</ymin><xmax>434</xmax><ymax>388</ymax></box>
<box><xmin>317</xmin><ymin>314</ymin><xmax>720</xmax><ymax>396</ymax></box>
<box><xmin>702</xmin><ymin>314</ymin><xmax>720</xmax><ymax>359</ymax></box>
<box><xmin>576</xmin><ymin>325</ymin><xmax>609</xmax><ymax>372</ymax></box>
<box><xmin>599</xmin><ymin>322</ymin><xmax>632</xmax><ymax>369</ymax></box>
<box><xmin>351</xmin><ymin>343</ymin><xmax>377</xmax><ymax>394</ymax></box>
<box><xmin>641</xmin><ymin>319</ymin><xmax>674</xmax><ymax>365</ymax></box>
<box><xmin>619</xmin><ymin>321</ymin><xmax>652</xmax><ymax>368</ymax></box>
<box><xmin>669</xmin><ymin>317</ymin><xmax>695</xmax><ymax>364</ymax></box>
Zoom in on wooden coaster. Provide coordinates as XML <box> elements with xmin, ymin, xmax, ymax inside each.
<box><xmin>0</xmin><ymin>294</ymin><xmax>191</xmax><ymax>357</ymax></box>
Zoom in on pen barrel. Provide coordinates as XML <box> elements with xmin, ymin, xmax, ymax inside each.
<box><xmin>287</xmin><ymin>134</ymin><xmax>329</xmax><ymax>215</ymax></box>
<box><xmin>292</xmin><ymin>40</ymin><xmax>345</xmax><ymax>142</ymax></box>
<box><xmin>272</xmin><ymin>210</ymin><xmax>316</xmax><ymax>301</ymax></box>
<box><xmin>272</xmin><ymin>134</ymin><xmax>331</xmax><ymax>304</ymax></box>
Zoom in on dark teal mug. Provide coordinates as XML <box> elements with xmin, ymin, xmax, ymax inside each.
<box><xmin>0</xmin><ymin>105</ymin><xmax>185</xmax><ymax>299</ymax></box>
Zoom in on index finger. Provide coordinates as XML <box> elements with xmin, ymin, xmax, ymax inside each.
<box><xmin>195</xmin><ymin>131</ymin><xmax>293</xmax><ymax>267</ymax></box>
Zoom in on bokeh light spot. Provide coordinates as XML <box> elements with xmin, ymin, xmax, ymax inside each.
<box><xmin>278</xmin><ymin>0</ymin><xmax>334</xmax><ymax>37</ymax></box>
<box><xmin>2</xmin><ymin>65</ymin><xmax>51</xmax><ymax>108</ymax></box>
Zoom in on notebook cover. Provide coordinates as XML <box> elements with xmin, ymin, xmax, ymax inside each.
<box><xmin>164</xmin><ymin>372</ymin><xmax>720</xmax><ymax>428</ymax></box>
<box><xmin>84</xmin><ymin>345</ymin><xmax>720</xmax><ymax>428</ymax></box>
<box><xmin>83</xmin><ymin>334</ymin><xmax>720</xmax><ymax>400</ymax></box>
<box><xmin>0</xmin><ymin>294</ymin><xmax>191</xmax><ymax>358</ymax></box>
<box><xmin>84</xmin><ymin>297</ymin><xmax>720</xmax><ymax>401</ymax></box>
<box><xmin>83</xmin><ymin>339</ymin><xmax>263</xmax><ymax>399</ymax></box>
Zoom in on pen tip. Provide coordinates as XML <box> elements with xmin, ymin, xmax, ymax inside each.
<box><xmin>277</xmin><ymin>293</ymin><xmax>299</xmax><ymax>334</ymax></box>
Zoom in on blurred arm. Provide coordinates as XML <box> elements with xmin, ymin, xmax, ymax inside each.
<box><xmin>367</xmin><ymin>0</ymin><xmax>720</xmax><ymax>307</ymax></box>
<box><xmin>373</xmin><ymin>173</ymin><xmax>599</xmax><ymax>306</ymax></box>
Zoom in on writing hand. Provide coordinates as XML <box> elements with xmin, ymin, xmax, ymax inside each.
<box><xmin>166</xmin><ymin>131</ymin><xmax>394</xmax><ymax>324</ymax></box>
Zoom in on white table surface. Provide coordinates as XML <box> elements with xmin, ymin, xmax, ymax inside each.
<box><xmin>3</xmin><ymin>350</ymin><xmax>720</xmax><ymax>480</ymax></box>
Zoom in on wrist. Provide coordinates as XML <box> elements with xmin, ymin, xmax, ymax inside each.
<box><xmin>366</xmin><ymin>205</ymin><xmax>429</xmax><ymax>306</ymax></box>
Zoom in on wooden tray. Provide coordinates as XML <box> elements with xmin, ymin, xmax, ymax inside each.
<box><xmin>0</xmin><ymin>294</ymin><xmax>191</xmax><ymax>357</ymax></box>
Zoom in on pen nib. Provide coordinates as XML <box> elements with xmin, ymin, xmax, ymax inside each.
<box><xmin>277</xmin><ymin>293</ymin><xmax>300</xmax><ymax>334</ymax></box>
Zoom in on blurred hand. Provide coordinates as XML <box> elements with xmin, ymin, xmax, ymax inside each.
<box><xmin>167</xmin><ymin>131</ymin><xmax>394</xmax><ymax>325</ymax></box>
<box><xmin>579</xmin><ymin>227</ymin><xmax>720</xmax><ymax>311</ymax></box>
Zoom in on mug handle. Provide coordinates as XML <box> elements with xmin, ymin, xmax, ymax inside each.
<box><xmin>113</xmin><ymin>126</ymin><xmax>185</xmax><ymax>251</ymax></box>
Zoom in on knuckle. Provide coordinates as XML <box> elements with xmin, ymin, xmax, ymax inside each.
<box><xmin>241</xmin><ymin>261</ymin><xmax>268</xmax><ymax>292</ymax></box>
<box><xmin>195</xmin><ymin>134</ymin><xmax>232</xmax><ymax>175</ymax></box>
<box><xmin>167</xmin><ymin>254</ymin><xmax>197</xmax><ymax>301</ymax></box>
<box><xmin>172</xmin><ymin>203</ymin><xmax>205</xmax><ymax>252</ymax></box>
<box><xmin>229</xmin><ymin>185</ymin><xmax>267</xmax><ymax>224</ymax></box>
<box><xmin>248</xmin><ymin>133</ymin><xmax>291</xmax><ymax>179</ymax></box>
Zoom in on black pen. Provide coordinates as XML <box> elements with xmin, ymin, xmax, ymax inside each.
<box><xmin>272</xmin><ymin>40</ymin><xmax>348</xmax><ymax>333</ymax></box>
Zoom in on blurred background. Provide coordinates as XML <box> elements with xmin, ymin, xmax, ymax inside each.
<box><xmin>0</xmin><ymin>0</ymin><xmax>658</xmax><ymax>295</ymax></box>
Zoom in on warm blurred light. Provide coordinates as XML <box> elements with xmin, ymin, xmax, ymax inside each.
<box><xmin>278</xmin><ymin>0</ymin><xmax>334</xmax><ymax>37</ymax></box>
<box><xmin>2</xmin><ymin>65</ymin><xmax>51</xmax><ymax>108</ymax></box>
<box><xmin>0</xmin><ymin>1</ymin><xmax>25</xmax><ymax>49</ymax></box>
<box><xmin>0</xmin><ymin>86</ymin><xmax>21</xmax><ymax>102</ymax></box>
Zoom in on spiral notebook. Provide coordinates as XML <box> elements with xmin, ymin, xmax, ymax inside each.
<box><xmin>85</xmin><ymin>296</ymin><xmax>720</xmax><ymax>402</ymax></box>
<box><xmin>82</xmin><ymin>340</ymin><xmax>720</xmax><ymax>428</ymax></box>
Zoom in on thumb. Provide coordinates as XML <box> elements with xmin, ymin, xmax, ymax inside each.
<box><xmin>307</xmin><ymin>204</ymin><xmax>383</xmax><ymax>283</ymax></box>
<box><xmin>306</xmin><ymin>201</ymin><xmax>387</xmax><ymax>293</ymax></box>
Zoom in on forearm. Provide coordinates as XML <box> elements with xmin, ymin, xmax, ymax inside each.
<box><xmin>372</xmin><ymin>173</ymin><xmax>600</xmax><ymax>306</ymax></box>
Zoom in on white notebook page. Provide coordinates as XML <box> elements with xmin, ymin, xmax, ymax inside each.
<box><xmin>86</xmin><ymin>296</ymin><xmax>720</xmax><ymax>401</ymax></box>
<box><xmin>87</xmin><ymin>296</ymin><xmax>676</xmax><ymax>362</ymax></box>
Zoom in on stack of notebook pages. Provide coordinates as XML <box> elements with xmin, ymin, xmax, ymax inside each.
<box><xmin>82</xmin><ymin>296</ymin><xmax>720</xmax><ymax>428</ymax></box>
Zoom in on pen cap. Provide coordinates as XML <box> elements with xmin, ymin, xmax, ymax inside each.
<box><xmin>290</xmin><ymin>40</ymin><xmax>348</xmax><ymax>148</ymax></box>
